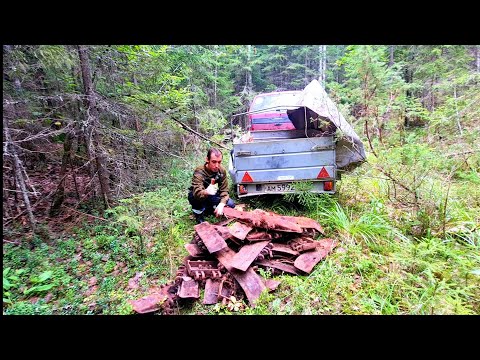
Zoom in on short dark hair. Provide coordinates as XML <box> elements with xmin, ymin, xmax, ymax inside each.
<box><xmin>207</xmin><ymin>147</ymin><xmax>222</xmax><ymax>160</ymax></box>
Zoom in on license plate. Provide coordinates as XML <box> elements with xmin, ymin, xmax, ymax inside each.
<box><xmin>264</xmin><ymin>183</ymin><xmax>294</xmax><ymax>193</ymax></box>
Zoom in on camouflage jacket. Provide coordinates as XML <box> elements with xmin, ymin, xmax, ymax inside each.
<box><xmin>190</xmin><ymin>163</ymin><xmax>230</xmax><ymax>204</ymax></box>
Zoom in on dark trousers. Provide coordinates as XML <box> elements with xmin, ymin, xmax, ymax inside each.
<box><xmin>188</xmin><ymin>191</ymin><xmax>235</xmax><ymax>215</ymax></box>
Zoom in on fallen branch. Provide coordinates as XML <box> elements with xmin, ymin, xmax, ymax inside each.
<box><xmin>445</xmin><ymin>150</ymin><xmax>479</xmax><ymax>157</ymax></box>
<box><xmin>364</xmin><ymin>117</ymin><xmax>378</xmax><ymax>158</ymax></box>
<box><xmin>136</xmin><ymin>97</ymin><xmax>230</xmax><ymax>151</ymax></box>
<box><xmin>170</xmin><ymin>116</ymin><xmax>230</xmax><ymax>151</ymax></box>
<box><xmin>372</xmin><ymin>163</ymin><xmax>415</xmax><ymax>195</ymax></box>
<box><xmin>3</xmin><ymin>239</ymin><xmax>21</xmax><ymax>245</ymax></box>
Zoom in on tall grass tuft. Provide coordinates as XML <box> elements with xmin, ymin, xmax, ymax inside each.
<box><xmin>316</xmin><ymin>201</ymin><xmax>409</xmax><ymax>246</ymax></box>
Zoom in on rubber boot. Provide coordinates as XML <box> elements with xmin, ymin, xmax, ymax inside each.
<box><xmin>194</xmin><ymin>212</ymin><xmax>205</xmax><ymax>224</ymax></box>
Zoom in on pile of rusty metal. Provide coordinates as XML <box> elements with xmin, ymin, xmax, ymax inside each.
<box><xmin>129</xmin><ymin>207</ymin><xmax>336</xmax><ymax>314</ymax></box>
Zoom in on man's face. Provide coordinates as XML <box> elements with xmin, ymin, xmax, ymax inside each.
<box><xmin>206</xmin><ymin>153</ymin><xmax>222</xmax><ymax>173</ymax></box>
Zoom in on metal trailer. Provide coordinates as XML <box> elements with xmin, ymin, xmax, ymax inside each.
<box><xmin>228</xmin><ymin>129</ymin><xmax>336</xmax><ymax>198</ymax></box>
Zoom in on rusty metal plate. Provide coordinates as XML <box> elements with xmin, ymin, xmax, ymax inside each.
<box><xmin>215</xmin><ymin>247</ymin><xmax>267</xmax><ymax>307</ymax></box>
<box><xmin>230</xmin><ymin>240</ymin><xmax>270</xmax><ymax>272</ymax></box>
<box><xmin>129</xmin><ymin>285</ymin><xmax>169</xmax><ymax>314</ymax></box>
<box><xmin>203</xmin><ymin>279</ymin><xmax>221</xmax><ymax>305</ymax></box>
<box><xmin>177</xmin><ymin>276</ymin><xmax>200</xmax><ymax>298</ymax></box>
<box><xmin>212</xmin><ymin>224</ymin><xmax>233</xmax><ymax>240</ymax></box>
<box><xmin>293</xmin><ymin>238</ymin><xmax>336</xmax><ymax>273</ymax></box>
<box><xmin>214</xmin><ymin>218</ymin><xmax>235</xmax><ymax>226</ymax></box>
<box><xmin>246</xmin><ymin>231</ymin><xmax>273</xmax><ymax>242</ymax></box>
<box><xmin>184</xmin><ymin>243</ymin><xmax>205</xmax><ymax>257</ymax></box>
<box><xmin>228</xmin><ymin>221</ymin><xmax>253</xmax><ymax>240</ymax></box>
<box><xmin>254</xmin><ymin>259</ymin><xmax>305</xmax><ymax>275</ymax></box>
<box><xmin>278</xmin><ymin>214</ymin><xmax>325</xmax><ymax>234</ymax></box>
<box><xmin>194</xmin><ymin>221</ymin><xmax>228</xmax><ymax>253</ymax></box>
<box><xmin>316</xmin><ymin>238</ymin><xmax>337</xmax><ymax>252</ymax></box>
<box><xmin>223</xmin><ymin>207</ymin><xmax>303</xmax><ymax>233</ymax></box>
<box><xmin>264</xmin><ymin>279</ymin><xmax>281</xmax><ymax>292</ymax></box>
<box><xmin>271</xmin><ymin>243</ymin><xmax>299</xmax><ymax>256</ymax></box>
<box><xmin>293</xmin><ymin>251</ymin><xmax>325</xmax><ymax>274</ymax></box>
<box><xmin>250</xmin><ymin>209</ymin><xmax>303</xmax><ymax>233</ymax></box>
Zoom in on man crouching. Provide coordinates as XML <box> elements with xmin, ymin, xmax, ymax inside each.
<box><xmin>188</xmin><ymin>147</ymin><xmax>235</xmax><ymax>224</ymax></box>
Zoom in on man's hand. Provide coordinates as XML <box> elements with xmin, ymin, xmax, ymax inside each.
<box><xmin>214</xmin><ymin>202</ymin><xmax>225</xmax><ymax>217</ymax></box>
<box><xmin>205</xmin><ymin>183</ymin><xmax>217</xmax><ymax>196</ymax></box>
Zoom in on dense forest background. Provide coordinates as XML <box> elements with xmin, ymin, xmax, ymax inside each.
<box><xmin>3</xmin><ymin>45</ymin><xmax>479</xmax><ymax>315</ymax></box>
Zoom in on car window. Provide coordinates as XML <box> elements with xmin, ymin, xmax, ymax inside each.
<box><xmin>250</xmin><ymin>92</ymin><xmax>301</xmax><ymax>112</ymax></box>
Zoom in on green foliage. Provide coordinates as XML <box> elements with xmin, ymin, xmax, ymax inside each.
<box><xmin>284</xmin><ymin>181</ymin><xmax>318</xmax><ymax>210</ymax></box>
<box><xmin>4</xmin><ymin>301</ymin><xmax>52</xmax><ymax>315</ymax></box>
<box><xmin>338</xmin><ymin>45</ymin><xmax>407</xmax><ymax>114</ymax></box>
<box><xmin>316</xmin><ymin>200</ymin><xmax>409</xmax><ymax>246</ymax></box>
<box><xmin>24</xmin><ymin>270</ymin><xmax>57</xmax><ymax>296</ymax></box>
<box><xmin>3</xmin><ymin>268</ymin><xmax>27</xmax><ymax>304</ymax></box>
<box><xmin>196</xmin><ymin>108</ymin><xmax>227</xmax><ymax>134</ymax></box>
<box><xmin>404</xmin><ymin>96</ymin><xmax>429</xmax><ymax>124</ymax></box>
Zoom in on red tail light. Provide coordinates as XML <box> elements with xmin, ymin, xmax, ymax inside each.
<box><xmin>239</xmin><ymin>185</ymin><xmax>248</xmax><ymax>194</ymax></box>
<box><xmin>324</xmin><ymin>181</ymin><xmax>333</xmax><ymax>191</ymax></box>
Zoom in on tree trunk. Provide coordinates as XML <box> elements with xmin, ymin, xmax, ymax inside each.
<box><xmin>304</xmin><ymin>52</ymin><xmax>308</xmax><ymax>86</ymax></box>
<box><xmin>4</xmin><ymin>46</ymin><xmax>23</xmax><ymax>92</ymax></box>
<box><xmin>77</xmin><ymin>45</ymin><xmax>111</xmax><ymax>209</ymax></box>
<box><xmin>49</xmin><ymin>131</ymin><xmax>74</xmax><ymax>216</ymax></box>
<box><xmin>318</xmin><ymin>45</ymin><xmax>327</xmax><ymax>87</ymax></box>
<box><xmin>3</xmin><ymin>117</ymin><xmax>36</xmax><ymax>230</ymax></box>
<box><xmin>245</xmin><ymin>45</ymin><xmax>253</xmax><ymax>93</ymax></box>
<box><xmin>12</xmin><ymin>174</ymin><xmax>22</xmax><ymax>215</ymax></box>
<box><xmin>70</xmin><ymin>158</ymin><xmax>80</xmax><ymax>200</ymax></box>
<box><xmin>389</xmin><ymin>45</ymin><xmax>395</xmax><ymax>67</ymax></box>
<box><xmin>214</xmin><ymin>50</ymin><xmax>218</xmax><ymax>107</ymax></box>
<box><xmin>3</xmin><ymin>188</ymin><xmax>10</xmax><ymax>219</ymax></box>
<box><xmin>404</xmin><ymin>50</ymin><xmax>414</xmax><ymax>127</ymax></box>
